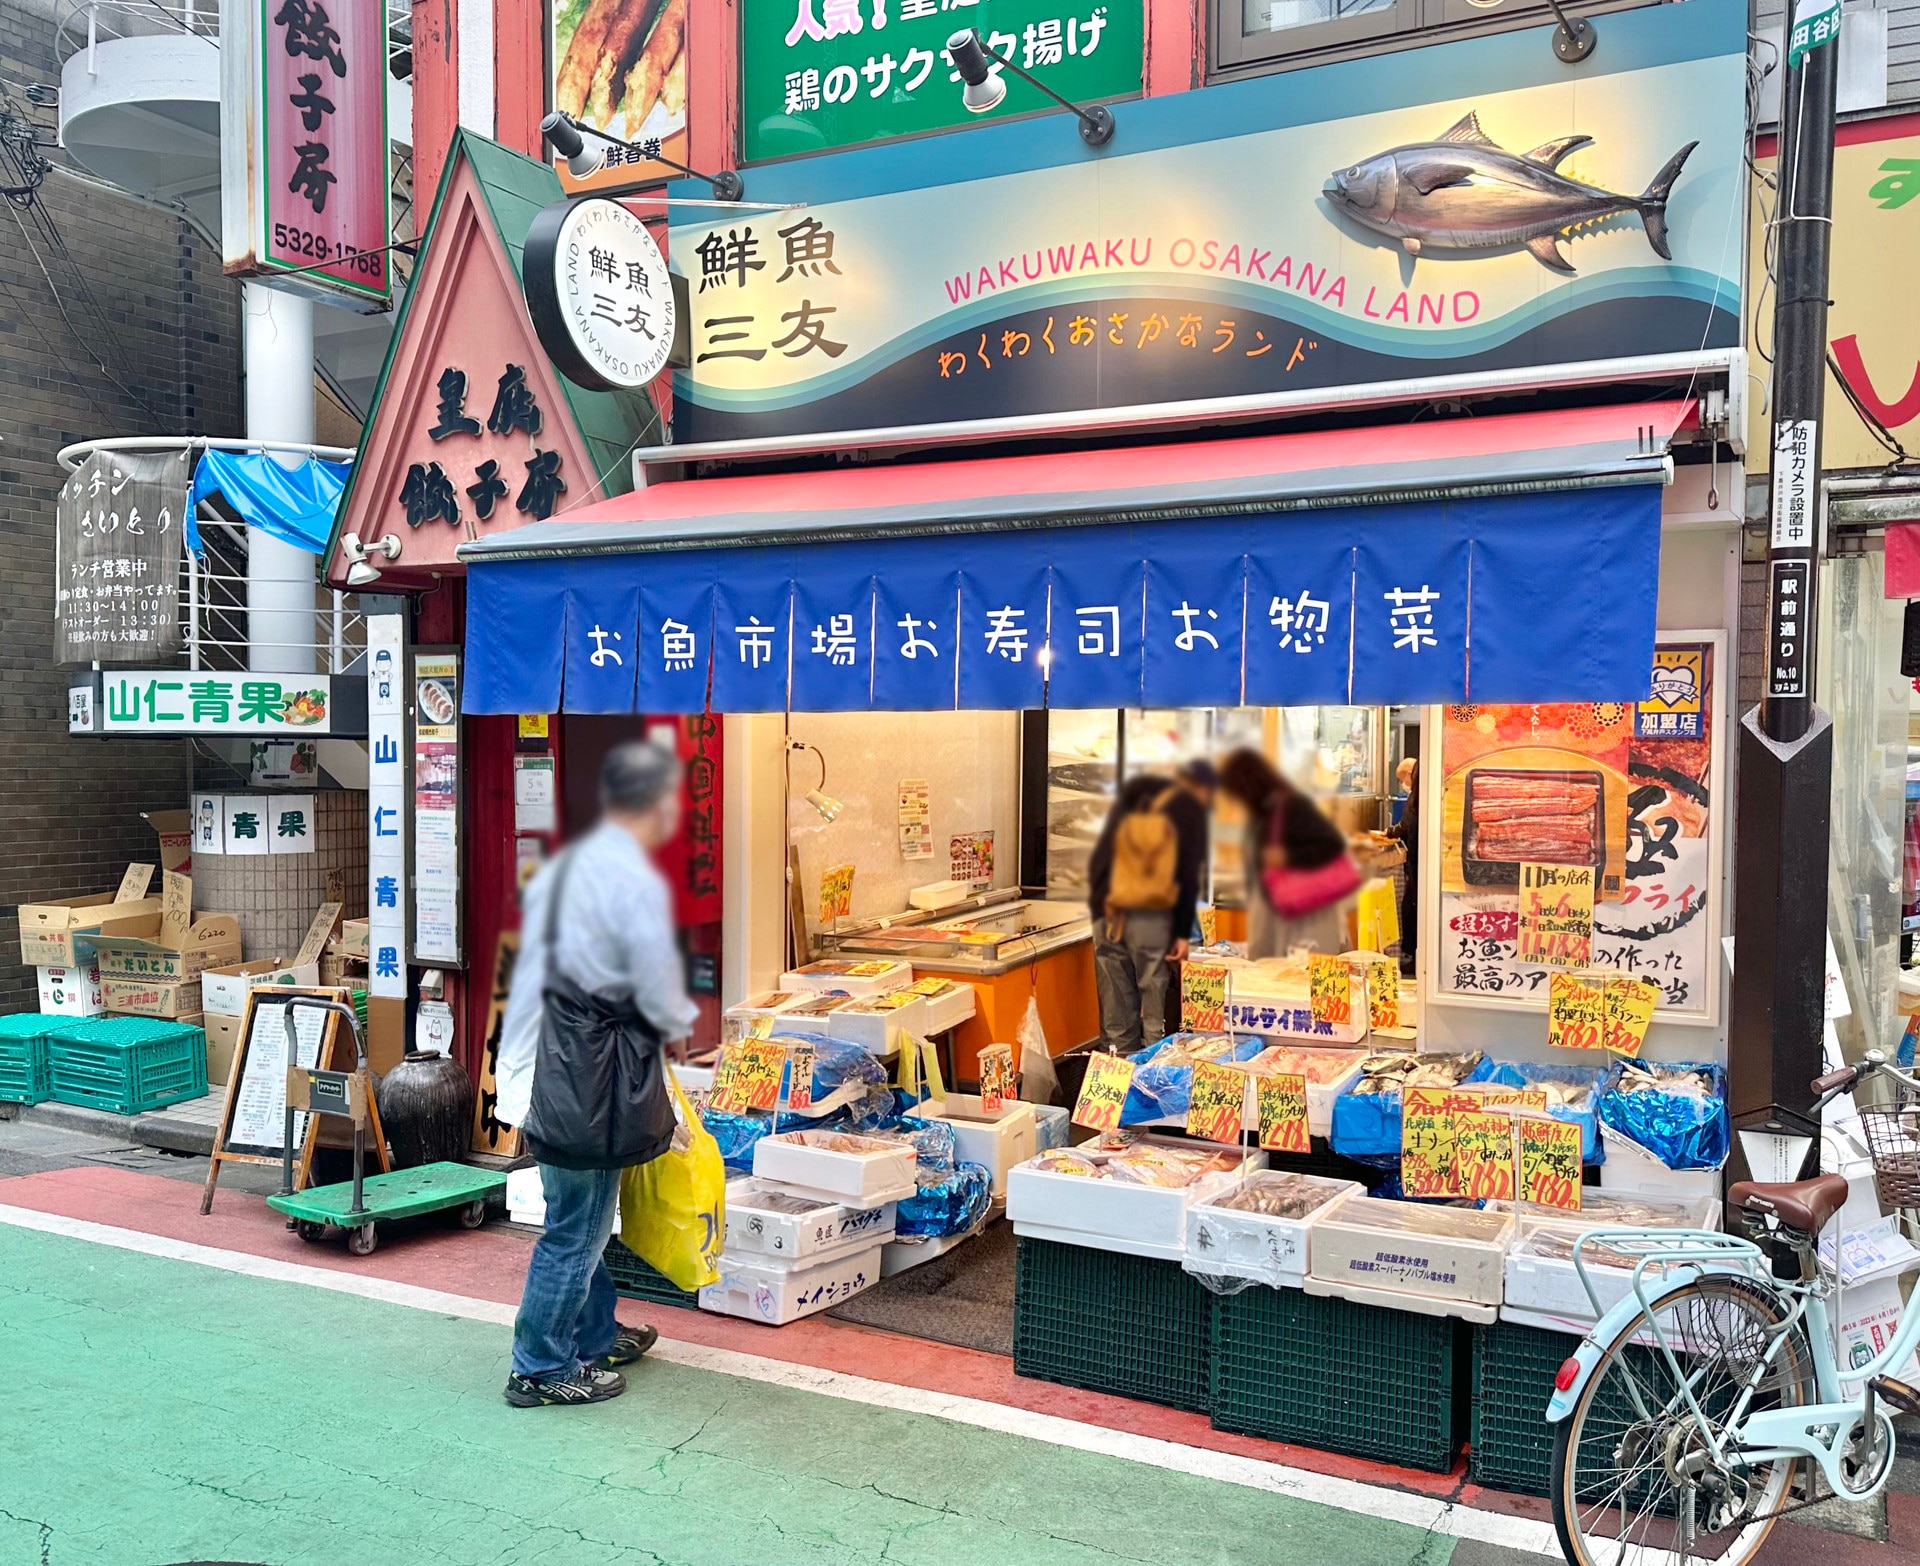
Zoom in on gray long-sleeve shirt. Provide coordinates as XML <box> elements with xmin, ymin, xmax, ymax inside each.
<box><xmin>495</xmin><ymin>821</ymin><xmax>699</xmax><ymax>1128</ymax></box>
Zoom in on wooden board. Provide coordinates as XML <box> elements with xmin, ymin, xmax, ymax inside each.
<box><xmin>470</xmin><ymin>930</ymin><xmax>522</xmax><ymax>1157</ymax></box>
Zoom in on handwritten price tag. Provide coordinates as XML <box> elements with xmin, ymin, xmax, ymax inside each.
<box><xmin>1604</xmin><ymin>976</ymin><xmax>1660</xmax><ymax>1058</ymax></box>
<box><xmin>1481</xmin><ymin>1087</ymin><xmax>1550</xmax><ymax>1112</ymax></box>
<box><xmin>710</xmin><ymin>1037</ymin><xmax>790</xmax><ymax>1113</ymax></box>
<box><xmin>1454</xmin><ymin>1110</ymin><xmax>1517</xmax><ymax>1202</ymax></box>
<box><xmin>978</xmin><ymin>1042</ymin><xmax>1014</xmax><ymax>1114</ymax></box>
<box><xmin>1519</xmin><ymin>1115</ymin><xmax>1585</xmax><ymax>1211</ymax></box>
<box><xmin>1547</xmin><ymin>971</ymin><xmax>1609</xmax><ymax>1051</ymax></box>
<box><xmin>1518</xmin><ymin>862</ymin><xmax>1596</xmax><ymax>969</ymax></box>
<box><xmin>1198</xmin><ymin>906</ymin><xmax>1219</xmax><ymax>947</ymax></box>
<box><xmin>1185</xmin><ymin>1061</ymin><xmax>1248</xmax><ymax>1145</ymax></box>
<box><xmin>1309</xmin><ymin>955</ymin><xmax>1352</xmax><ymax>1027</ymax></box>
<box><xmin>1257</xmin><ymin>1072</ymin><xmax>1310</xmax><ymax>1153</ymax></box>
<box><xmin>1181</xmin><ymin>963</ymin><xmax>1229</xmax><ymax>1032</ymax></box>
<box><xmin>785</xmin><ymin>1039</ymin><xmax>814</xmax><ymax>1112</ymax></box>
<box><xmin>819</xmin><ymin>864</ymin><xmax>855</xmax><ymax>924</ymax></box>
<box><xmin>1072</xmin><ymin>1053</ymin><xmax>1136</xmax><ymax>1133</ymax></box>
<box><xmin>1365</xmin><ymin>957</ymin><xmax>1400</xmax><ymax>1030</ymax></box>
<box><xmin>1401</xmin><ymin>1086</ymin><xmax>1462</xmax><ymax>1197</ymax></box>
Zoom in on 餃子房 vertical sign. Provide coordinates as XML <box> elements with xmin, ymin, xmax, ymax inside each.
<box><xmin>221</xmin><ymin>0</ymin><xmax>391</xmax><ymax>307</ymax></box>
<box><xmin>741</xmin><ymin>0</ymin><xmax>1141</xmax><ymax>161</ymax></box>
<box><xmin>55</xmin><ymin>452</ymin><xmax>189</xmax><ymax>662</ymax></box>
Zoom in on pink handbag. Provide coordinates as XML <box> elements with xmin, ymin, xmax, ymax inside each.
<box><xmin>1261</xmin><ymin>853</ymin><xmax>1362</xmax><ymax>919</ymax></box>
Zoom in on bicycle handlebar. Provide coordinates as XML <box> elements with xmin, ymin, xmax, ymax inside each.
<box><xmin>1810</xmin><ymin>1050</ymin><xmax>1920</xmax><ymax>1112</ymax></box>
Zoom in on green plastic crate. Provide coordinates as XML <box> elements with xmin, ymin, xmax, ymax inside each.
<box><xmin>1212</xmin><ymin>1284</ymin><xmax>1467</xmax><ymax>1472</ymax></box>
<box><xmin>604</xmin><ymin>1238</ymin><xmax>701</xmax><ymax>1311</ymax></box>
<box><xmin>46</xmin><ymin>1016</ymin><xmax>206</xmax><ymax>1115</ymax></box>
<box><xmin>1013</xmin><ymin>1236</ymin><xmax>1215</xmax><ymax>1413</ymax></box>
<box><xmin>0</xmin><ymin>1013</ymin><xmax>58</xmax><ymax>1105</ymax></box>
<box><xmin>1470</xmin><ymin>1320</ymin><xmax>1577</xmax><ymax>1494</ymax></box>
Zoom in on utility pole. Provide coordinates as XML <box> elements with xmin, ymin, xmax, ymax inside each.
<box><xmin>1729</xmin><ymin>2</ymin><xmax>1843</xmax><ymax>1122</ymax></box>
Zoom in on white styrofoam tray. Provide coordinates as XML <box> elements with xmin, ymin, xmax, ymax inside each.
<box><xmin>779</xmin><ymin>960</ymin><xmax>914</xmax><ymax>998</ymax></box>
<box><xmin>911</xmin><ymin>1095</ymin><xmax>1036</xmax><ymax>1199</ymax></box>
<box><xmin>723</xmin><ymin>1177</ymin><xmax>896</xmax><ymax>1262</ymax></box>
<box><xmin>699</xmin><ymin>1242</ymin><xmax>884</xmax><ymax>1325</ymax></box>
<box><xmin>1597</xmin><ymin>1124</ymin><xmax>1725</xmax><ymax>1203</ymax></box>
<box><xmin>1011</xmin><ymin>1219</ymin><xmax>1188</xmax><ymax>1265</ymax></box>
<box><xmin>914</xmin><ymin>981</ymin><xmax>976</xmax><ymax>1034</ymax></box>
<box><xmin>752</xmin><ymin>1130</ymin><xmax>920</xmax><ymax>1202</ymax></box>
<box><xmin>1005</xmin><ymin>1140</ymin><xmax>1263</xmax><ymax>1255</ymax></box>
<box><xmin>1307</xmin><ymin>1197</ymin><xmax>1513</xmax><ymax>1312</ymax></box>
<box><xmin>1184</xmin><ymin>1171</ymin><xmax>1362</xmax><ymax>1288</ymax></box>
<box><xmin>826</xmin><ymin>992</ymin><xmax>928</xmax><ymax>1055</ymax></box>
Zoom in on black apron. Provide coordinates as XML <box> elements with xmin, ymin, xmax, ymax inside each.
<box><xmin>521</xmin><ymin>848</ymin><xmax>676</xmax><ymax>1171</ymax></box>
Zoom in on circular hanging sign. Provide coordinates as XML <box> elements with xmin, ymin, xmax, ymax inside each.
<box><xmin>524</xmin><ymin>197</ymin><xmax>675</xmax><ymax>392</ymax></box>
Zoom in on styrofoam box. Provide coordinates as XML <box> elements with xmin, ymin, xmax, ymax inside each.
<box><xmin>724</xmin><ymin>1177</ymin><xmax>897</xmax><ymax>1261</ymax></box>
<box><xmin>1137</xmin><ymin>1049</ymin><xmax>1364</xmax><ymax>1140</ymax></box>
<box><xmin>908</xmin><ymin>880</ymin><xmax>971</xmax><ymax>910</ymax></box>
<box><xmin>752</xmin><ymin>1129</ymin><xmax>920</xmax><ymax>1202</ymax></box>
<box><xmin>1598</xmin><ymin>1124</ymin><xmax>1725</xmax><ymax>1204</ymax></box>
<box><xmin>1499</xmin><ymin>1192</ymin><xmax>1724</xmax><ymax>1330</ymax></box>
<box><xmin>914</xmin><ymin>1095</ymin><xmax>1036</xmax><ymax>1198</ymax></box>
<box><xmin>908</xmin><ymin>977</ymin><xmax>976</xmax><ymax>1034</ymax></box>
<box><xmin>827</xmin><ymin>991</ymin><xmax>928</xmax><ymax>1055</ymax></box>
<box><xmin>1185</xmin><ymin>1171</ymin><xmax>1363</xmax><ymax>1289</ymax></box>
<box><xmin>779</xmin><ymin>959</ymin><xmax>914</xmax><ymax>998</ymax></box>
<box><xmin>506</xmin><ymin>1166</ymin><xmax>546</xmax><ymax>1227</ymax></box>
<box><xmin>720</xmin><ymin>990</ymin><xmax>814</xmax><ymax>1046</ymax></box>
<box><xmin>699</xmin><ymin>1242</ymin><xmax>884</xmax><ymax>1325</ymax></box>
<box><xmin>1308</xmin><ymin>1197</ymin><xmax>1513</xmax><ymax>1315</ymax></box>
<box><xmin>37</xmin><ymin>963</ymin><xmax>103</xmax><ymax>1018</ymax></box>
<box><xmin>1006</xmin><ymin>1140</ymin><xmax>1264</xmax><ymax>1260</ymax></box>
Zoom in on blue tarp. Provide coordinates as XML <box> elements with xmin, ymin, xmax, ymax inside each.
<box><xmin>1485</xmin><ymin>1060</ymin><xmax>1608</xmax><ymax>1165</ymax></box>
<box><xmin>461</xmin><ymin>487</ymin><xmax>1664</xmax><ymax>714</ymax></box>
<box><xmin>187</xmin><ymin>451</ymin><xmax>350</xmax><ymax>556</ymax></box>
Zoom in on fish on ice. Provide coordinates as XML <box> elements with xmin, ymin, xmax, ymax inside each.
<box><xmin>1322</xmin><ymin>111</ymin><xmax>1697</xmax><ymax>273</ymax></box>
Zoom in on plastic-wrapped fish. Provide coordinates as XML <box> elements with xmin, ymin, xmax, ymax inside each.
<box><xmin>1212</xmin><ymin>1172</ymin><xmax>1347</xmax><ymax>1219</ymax></box>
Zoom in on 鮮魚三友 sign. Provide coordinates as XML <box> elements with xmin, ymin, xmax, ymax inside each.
<box><xmin>743</xmin><ymin>0</ymin><xmax>1141</xmax><ymax>161</ymax></box>
<box><xmin>55</xmin><ymin>451</ymin><xmax>188</xmax><ymax>663</ymax></box>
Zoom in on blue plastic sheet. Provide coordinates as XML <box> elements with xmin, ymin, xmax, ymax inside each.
<box><xmin>1486</xmin><ymin>1060</ymin><xmax>1608</xmax><ymax>1165</ymax></box>
<box><xmin>186</xmin><ymin>450</ymin><xmax>348</xmax><ymax>556</ymax></box>
<box><xmin>1329</xmin><ymin>1055</ymin><xmax>1499</xmax><ymax>1156</ymax></box>
<box><xmin>1119</xmin><ymin>1033</ymin><xmax>1267</xmax><ymax>1125</ymax></box>
<box><xmin>702</xmin><ymin>1106</ymin><xmax>786</xmax><ymax>1174</ymax></box>
<box><xmin>1596</xmin><ymin>1062</ymin><xmax>1729</xmax><ymax>1172</ymax></box>
<box><xmin>896</xmin><ymin>1162</ymin><xmax>993</xmax><ymax>1238</ymax></box>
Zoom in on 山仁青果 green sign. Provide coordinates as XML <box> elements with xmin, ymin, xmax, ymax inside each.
<box><xmin>741</xmin><ymin>0</ymin><xmax>1141</xmax><ymax>162</ymax></box>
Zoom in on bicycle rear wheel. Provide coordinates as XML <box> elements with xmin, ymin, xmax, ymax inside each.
<box><xmin>1552</xmin><ymin>1274</ymin><xmax>1814</xmax><ymax>1566</ymax></box>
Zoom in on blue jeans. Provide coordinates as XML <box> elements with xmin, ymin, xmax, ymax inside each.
<box><xmin>511</xmin><ymin>1163</ymin><xmax>622</xmax><ymax>1381</ymax></box>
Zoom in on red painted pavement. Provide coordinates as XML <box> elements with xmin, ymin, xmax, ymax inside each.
<box><xmin>3</xmin><ymin>1164</ymin><xmax>1913</xmax><ymax>1563</ymax></box>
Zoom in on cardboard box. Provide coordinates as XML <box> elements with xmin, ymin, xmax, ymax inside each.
<box><xmin>102</xmin><ymin>975</ymin><xmax>202</xmax><ymax>1019</ymax></box>
<box><xmin>18</xmin><ymin>862</ymin><xmax>161</xmax><ymax>967</ymax></box>
<box><xmin>205</xmin><ymin>1011</ymin><xmax>243</xmax><ymax>1088</ymax></box>
<box><xmin>91</xmin><ymin>873</ymin><xmax>241</xmax><ymax>982</ymax></box>
<box><xmin>36</xmin><ymin>963</ymin><xmax>104</xmax><ymax>1018</ymax></box>
<box><xmin>337</xmin><ymin>918</ymin><xmax>369</xmax><ymax>958</ymax></box>
<box><xmin>143</xmin><ymin>809</ymin><xmax>193</xmax><ymax>875</ymax></box>
<box><xmin>200</xmin><ymin>960</ymin><xmax>320</xmax><ymax>1018</ymax></box>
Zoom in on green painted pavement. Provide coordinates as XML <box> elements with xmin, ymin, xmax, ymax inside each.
<box><xmin>0</xmin><ymin>1225</ymin><xmax>1459</xmax><ymax>1566</ymax></box>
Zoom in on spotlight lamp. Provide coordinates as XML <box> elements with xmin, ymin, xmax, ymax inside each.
<box><xmin>946</xmin><ymin>28</ymin><xmax>1115</xmax><ymax>146</ymax></box>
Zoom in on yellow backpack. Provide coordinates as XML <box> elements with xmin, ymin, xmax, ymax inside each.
<box><xmin>1106</xmin><ymin>787</ymin><xmax>1181</xmax><ymax>913</ymax></box>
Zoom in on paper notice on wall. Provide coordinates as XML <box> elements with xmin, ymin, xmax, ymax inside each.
<box><xmin>413</xmin><ymin>886</ymin><xmax>460</xmax><ymax>963</ymax></box>
<box><xmin>949</xmin><ymin>831</ymin><xmax>994</xmax><ymax>888</ymax></box>
<box><xmin>513</xmin><ymin>756</ymin><xmax>557</xmax><ymax>834</ymax></box>
<box><xmin>898</xmin><ymin>778</ymin><xmax>932</xmax><ymax>860</ymax></box>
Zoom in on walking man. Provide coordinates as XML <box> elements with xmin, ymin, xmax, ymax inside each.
<box><xmin>1086</xmin><ymin>759</ymin><xmax>1214</xmax><ymax>1053</ymax></box>
<box><xmin>496</xmin><ymin>739</ymin><xmax>699</xmax><ymax>1407</ymax></box>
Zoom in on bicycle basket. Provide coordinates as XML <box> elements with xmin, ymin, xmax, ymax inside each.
<box><xmin>1860</xmin><ymin>1087</ymin><xmax>1920</xmax><ymax>1213</ymax></box>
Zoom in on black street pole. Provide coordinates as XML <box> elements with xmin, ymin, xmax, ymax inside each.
<box><xmin>1729</xmin><ymin>14</ymin><xmax>1842</xmax><ymax>1127</ymax></box>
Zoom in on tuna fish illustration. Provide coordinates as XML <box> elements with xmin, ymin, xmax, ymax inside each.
<box><xmin>1322</xmin><ymin>111</ymin><xmax>1697</xmax><ymax>274</ymax></box>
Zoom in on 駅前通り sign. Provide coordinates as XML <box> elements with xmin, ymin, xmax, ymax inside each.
<box><xmin>742</xmin><ymin>0</ymin><xmax>1141</xmax><ymax>162</ymax></box>
<box><xmin>89</xmin><ymin>673</ymin><xmax>334</xmax><ymax>735</ymax></box>
<box><xmin>675</xmin><ymin>0</ymin><xmax>1743</xmax><ymax>443</ymax></box>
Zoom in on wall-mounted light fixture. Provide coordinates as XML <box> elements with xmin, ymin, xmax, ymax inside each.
<box><xmin>540</xmin><ymin>111</ymin><xmax>746</xmax><ymax>203</ymax></box>
<box><xmin>339</xmin><ymin>532</ymin><xmax>401</xmax><ymax>586</ymax></box>
<box><xmin>946</xmin><ymin>28</ymin><xmax>1115</xmax><ymax>146</ymax></box>
<box><xmin>786</xmin><ymin>740</ymin><xmax>843</xmax><ymax>822</ymax></box>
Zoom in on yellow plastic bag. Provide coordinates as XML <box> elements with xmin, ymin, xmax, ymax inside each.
<box><xmin>619</xmin><ymin>1065</ymin><xmax>725</xmax><ymax>1292</ymax></box>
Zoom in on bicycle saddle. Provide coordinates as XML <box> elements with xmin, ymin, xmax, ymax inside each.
<box><xmin>1726</xmin><ymin>1173</ymin><xmax>1850</xmax><ymax>1234</ymax></box>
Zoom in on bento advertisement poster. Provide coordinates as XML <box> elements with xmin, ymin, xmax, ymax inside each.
<box><xmin>671</xmin><ymin>0</ymin><xmax>1745</xmax><ymax>442</ymax></box>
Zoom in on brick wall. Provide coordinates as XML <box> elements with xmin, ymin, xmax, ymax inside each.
<box><xmin>0</xmin><ymin>0</ymin><xmax>244</xmax><ymax>1009</ymax></box>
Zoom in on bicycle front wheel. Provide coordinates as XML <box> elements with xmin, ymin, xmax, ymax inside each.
<box><xmin>1552</xmin><ymin>1274</ymin><xmax>1815</xmax><ymax>1566</ymax></box>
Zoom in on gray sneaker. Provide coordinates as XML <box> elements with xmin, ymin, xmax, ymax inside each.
<box><xmin>503</xmin><ymin>1365</ymin><xmax>626</xmax><ymax>1407</ymax></box>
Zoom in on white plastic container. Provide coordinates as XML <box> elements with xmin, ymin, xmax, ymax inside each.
<box><xmin>506</xmin><ymin>1166</ymin><xmax>546</xmax><ymax>1227</ymax></box>
<box><xmin>826</xmin><ymin>991</ymin><xmax>928</xmax><ymax>1055</ymax></box>
<box><xmin>779</xmin><ymin>959</ymin><xmax>914</xmax><ymax>998</ymax></box>
<box><xmin>912</xmin><ymin>1095</ymin><xmax>1037</xmax><ymax>1198</ymax></box>
<box><xmin>36</xmin><ymin>963</ymin><xmax>103</xmax><ymax>1017</ymax></box>
<box><xmin>906</xmin><ymin>976</ymin><xmax>976</xmax><ymax>1033</ymax></box>
<box><xmin>1185</xmin><ymin>1171</ymin><xmax>1362</xmax><ymax>1289</ymax></box>
<box><xmin>699</xmin><ymin>1242</ymin><xmax>884</xmax><ymax>1325</ymax></box>
<box><xmin>723</xmin><ymin>1177</ymin><xmax>897</xmax><ymax>1261</ymax></box>
<box><xmin>1598</xmin><ymin>1124</ymin><xmax>1725</xmax><ymax>1204</ymax></box>
<box><xmin>1308</xmin><ymin>1197</ymin><xmax>1513</xmax><ymax>1320</ymax></box>
<box><xmin>1006</xmin><ymin>1139</ymin><xmax>1261</xmax><ymax>1261</ymax></box>
<box><xmin>908</xmin><ymin>880</ymin><xmax>971</xmax><ymax>910</ymax></box>
<box><xmin>720</xmin><ymin>990</ymin><xmax>814</xmax><ymax>1046</ymax></box>
<box><xmin>752</xmin><ymin>1129</ymin><xmax>920</xmax><ymax>1204</ymax></box>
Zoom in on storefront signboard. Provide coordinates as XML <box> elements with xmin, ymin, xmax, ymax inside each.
<box><xmin>523</xmin><ymin>197</ymin><xmax>676</xmax><ymax>392</ymax></box>
<box><xmin>219</xmin><ymin>0</ymin><xmax>391</xmax><ymax>307</ymax></box>
<box><xmin>552</xmin><ymin>0</ymin><xmax>691</xmax><ymax>192</ymax></box>
<box><xmin>412</xmin><ymin>652</ymin><xmax>463</xmax><ymax>965</ymax></box>
<box><xmin>366</xmin><ymin>612</ymin><xmax>408</xmax><ymax>999</ymax></box>
<box><xmin>1435</xmin><ymin>634</ymin><xmax>1724</xmax><ymax>1025</ymax></box>
<box><xmin>89</xmin><ymin>672</ymin><xmax>335</xmax><ymax>735</ymax></box>
<box><xmin>55</xmin><ymin>452</ymin><xmax>188</xmax><ymax>662</ymax></box>
<box><xmin>671</xmin><ymin>0</ymin><xmax>1744</xmax><ymax>444</ymax></box>
<box><xmin>741</xmin><ymin>0</ymin><xmax>1142</xmax><ymax>162</ymax></box>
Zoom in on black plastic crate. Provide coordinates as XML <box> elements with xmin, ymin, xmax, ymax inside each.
<box><xmin>1014</xmin><ymin>1235</ymin><xmax>1214</xmax><ymax>1413</ymax></box>
<box><xmin>1470</xmin><ymin>1320</ymin><xmax>1577</xmax><ymax>1494</ymax></box>
<box><xmin>604</xmin><ymin>1238</ymin><xmax>702</xmax><ymax>1311</ymax></box>
<box><xmin>1212</xmin><ymin>1284</ymin><xmax>1467</xmax><ymax>1472</ymax></box>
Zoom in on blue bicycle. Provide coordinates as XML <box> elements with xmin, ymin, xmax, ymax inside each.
<box><xmin>1546</xmin><ymin>1051</ymin><xmax>1920</xmax><ymax>1566</ymax></box>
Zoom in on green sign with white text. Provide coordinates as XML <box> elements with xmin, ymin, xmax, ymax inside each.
<box><xmin>91</xmin><ymin>672</ymin><xmax>334</xmax><ymax>735</ymax></box>
<box><xmin>741</xmin><ymin>0</ymin><xmax>1141</xmax><ymax>163</ymax></box>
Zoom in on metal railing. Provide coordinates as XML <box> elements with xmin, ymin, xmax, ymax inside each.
<box><xmin>54</xmin><ymin>0</ymin><xmax>217</xmax><ymax>68</ymax></box>
<box><xmin>184</xmin><ymin>516</ymin><xmax>366</xmax><ymax>675</ymax></box>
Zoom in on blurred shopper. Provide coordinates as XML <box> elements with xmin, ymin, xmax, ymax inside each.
<box><xmin>1219</xmin><ymin>748</ymin><xmax>1359</xmax><ymax>959</ymax></box>
<box><xmin>496</xmin><ymin>739</ymin><xmax>696</xmax><ymax>1408</ymax></box>
<box><xmin>1087</xmin><ymin>759</ymin><xmax>1216</xmax><ymax>1053</ymax></box>
<box><xmin>1387</xmin><ymin>757</ymin><xmax>1421</xmax><ymax>977</ymax></box>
